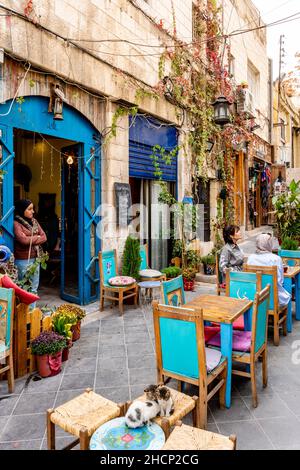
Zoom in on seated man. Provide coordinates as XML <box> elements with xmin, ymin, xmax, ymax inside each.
<box><xmin>247</xmin><ymin>233</ymin><xmax>291</xmax><ymax>308</ymax></box>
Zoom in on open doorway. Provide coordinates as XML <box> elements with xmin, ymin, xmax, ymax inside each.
<box><xmin>13</xmin><ymin>128</ymin><xmax>80</xmax><ymax>304</ymax></box>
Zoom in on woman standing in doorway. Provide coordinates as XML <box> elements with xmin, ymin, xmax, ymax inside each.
<box><xmin>14</xmin><ymin>199</ymin><xmax>47</xmax><ymax>295</ymax></box>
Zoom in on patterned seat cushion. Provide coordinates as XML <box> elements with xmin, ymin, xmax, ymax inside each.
<box><xmin>108</xmin><ymin>276</ymin><xmax>136</xmax><ymax>287</ymax></box>
<box><xmin>205</xmin><ymin>347</ymin><xmax>223</xmax><ymax>373</ymax></box>
<box><xmin>139</xmin><ymin>269</ymin><xmax>163</xmax><ymax>278</ymax></box>
<box><xmin>207</xmin><ymin>330</ymin><xmax>252</xmax><ymax>353</ymax></box>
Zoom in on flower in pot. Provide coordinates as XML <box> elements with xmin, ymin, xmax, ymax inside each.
<box><xmin>51</xmin><ymin>310</ymin><xmax>78</xmax><ymax>361</ymax></box>
<box><xmin>201</xmin><ymin>253</ymin><xmax>216</xmax><ymax>275</ymax></box>
<box><xmin>55</xmin><ymin>304</ymin><xmax>86</xmax><ymax>342</ymax></box>
<box><xmin>31</xmin><ymin>331</ymin><xmax>66</xmax><ymax>378</ymax></box>
<box><xmin>161</xmin><ymin>266</ymin><xmax>182</xmax><ymax>280</ymax></box>
<box><xmin>182</xmin><ymin>267</ymin><xmax>197</xmax><ymax>291</ymax></box>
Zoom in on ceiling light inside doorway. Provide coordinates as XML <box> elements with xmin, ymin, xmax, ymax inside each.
<box><xmin>67</xmin><ymin>155</ymin><xmax>74</xmax><ymax>165</ymax></box>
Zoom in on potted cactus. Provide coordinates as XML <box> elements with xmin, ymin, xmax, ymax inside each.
<box><xmin>31</xmin><ymin>331</ymin><xmax>66</xmax><ymax>378</ymax></box>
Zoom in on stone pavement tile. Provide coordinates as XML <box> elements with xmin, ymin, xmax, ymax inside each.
<box><xmin>0</xmin><ymin>414</ymin><xmax>46</xmax><ymax>442</ymax></box>
<box><xmin>124</xmin><ymin>324</ymin><xmax>149</xmax><ymax>334</ymax></box>
<box><xmin>95</xmin><ymin>369</ymin><xmax>129</xmax><ymax>388</ymax></box>
<box><xmin>217</xmin><ymin>421</ymin><xmax>274</xmax><ymax>450</ymax></box>
<box><xmin>13</xmin><ymin>392</ymin><xmax>56</xmax><ymax>416</ymax></box>
<box><xmin>100</xmin><ymin>324</ymin><xmax>124</xmax><ymax>335</ymax></box>
<box><xmin>279</xmin><ymin>390</ymin><xmax>300</xmax><ymax>416</ymax></box>
<box><xmin>99</xmin><ymin>334</ymin><xmax>125</xmax><ymax>344</ymax></box>
<box><xmin>41</xmin><ymin>436</ymin><xmax>79</xmax><ymax>450</ymax></box>
<box><xmin>126</xmin><ymin>342</ymin><xmax>154</xmax><ymax>357</ymax></box>
<box><xmin>128</xmin><ymin>354</ymin><xmax>156</xmax><ymax>370</ymax></box>
<box><xmin>54</xmin><ymin>389</ymin><xmax>86</xmax><ymax>408</ymax></box>
<box><xmin>23</xmin><ymin>374</ymin><xmax>62</xmax><ymax>394</ymax></box>
<box><xmin>233</xmin><ymin>375</ymin><xmax>275</xmax><ymax>397</ymax></box>
<box><xmin>129</xmin><ymin>368</ymin><xmax>157</xmax><ymax>386</ymax></box>
<box><xmin>95</xmin><ymin>386</ymin><xmax>130</xmax><ymax>404</ymax></box>
<box><xmin>64</xmin><ymin>356</ymin><xmax>97</xmax><ymax>374</ymax></box>
<box><xmin>59</xmin><ymin>373</ymin><xmax>95</xmax><ymax>391</ymax></box>
<box><xmin>257</xmin><ymin>416</ymin><xmax>300</xmax><ymax>448</ymax></box>
<box><xmin>125</xmin><ymin>332</ymin><xmax>151</xmax><ymax>344</ymax></box>
<box><xmin>130</xmin><ymin>384</ymin><xmax>148</xmax><ymax>399</ymax></box>
<box><xmin>243</xmin><ymin>394</ymin><xmax>294</xmax><ymax>419</ymax></box>
<box><xmin>0</xmin><ymin>395</ymin><xmax>19</xmax><ymax>417</ymax></box>
<box><xmin>0</xmin><ymin>439</ymin><xmax>42</xmax><ymax>450</ymax></box>
<box><xmin>97</xmin><ymin>356</ymin><xmax>127</xmax><ymax>371</ymax></box>
<box><xmin>210</xmin><ymin>397</ymin><xmax>254</xmax><ymax>423</ymax></box>
<box><xmin>99</xmin><ymin>344</ymin><xmax>126</xmax><ymax>358</ymax></box>
<box><xmin>70</xmin><ymin>344</ymin><xmax>99</xmax><ymax>358</ymax></box>
<box><xmin>0</xmin><ymin>378</ymin><xmax>26</xmax><ymax>396</ymax></box>
<box><xmin>0</xmin><ymin>416</ymin><xmax>9</xmax><ymax>437</ymax></box>
<box><xmin>268</xmin><ymin>371</ymin><xmax>300</xmax><ymax>392</ymax></box>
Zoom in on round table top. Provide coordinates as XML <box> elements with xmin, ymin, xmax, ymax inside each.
<box><xmin>138</xmin><ymin>281</ymin><xmax>161</xmax><ymax>288</ymax></box>
<box><xmin>89</xmin><ymin>417</ymin><xmax>165</xmax><ymax>451</ymax></box>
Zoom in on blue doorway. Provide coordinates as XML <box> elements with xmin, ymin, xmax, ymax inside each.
<box><xmin>0</xmin><ymin>96</ymin><xmax>101</xmax><ymax>305</ymax></box>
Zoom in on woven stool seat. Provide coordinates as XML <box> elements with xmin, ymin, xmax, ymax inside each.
<box><xmin>137</xmin><ymin>387</ymin><xmax>197</xmax><ymax>434</ymax></box>
<box><xmin>162</xmin><ymin>423</ymin><xmax>236</xmax><ymax>450</ymax></box>
<box><xmin>47</xmin><ymin>389</ymin><xmax>124</xmax><ymax>450</ymax></box>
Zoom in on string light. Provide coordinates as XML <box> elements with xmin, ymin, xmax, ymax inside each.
<box><xmin>50</xmin><ymin>146</ymin><xmax>54</xmax><ymax>181</ymax></box>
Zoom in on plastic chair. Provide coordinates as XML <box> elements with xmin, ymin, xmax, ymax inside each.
<box><xmin>207</xmin><ymin>286</ymin><xmax>270</xmax><ymax>408</ymax></box>
<box><xmin>244</xmin><ymin>265</ymin><xmax>288</xmax><ymax>346</ymax></box>
<box><xmin>139</xmin><ymin>244</ymin><xmax>166</xmax><ymax>282</ymax></box>
<box><xmin>99</xmin><ymin>249</ymin><xmax>138</xmax><ymax>315</ymax></box>
<box><xmin>0</xmin><ymin>287</ymin><xmax>15</xmax><ymax>393</ymax></box>
<box><xmin>152</xmin><ymin>302</ymin><xmax>227</xmax><ymax>429</ymax></box>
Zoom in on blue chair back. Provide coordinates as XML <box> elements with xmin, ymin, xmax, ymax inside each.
<box><xmin>278</xmin><ymin>249</ymin><xmax>300</xmax><ymax>267</ymax></box>
<box><xmin>0</xmin><ymin>287</ymin><xmax>14</xmax><ymax>352</ymax></box>
<box><xmin>253</xmin><ymin>286</ymin><xmax>270</xmax><ymax>354</ymax></box>
<box><xmin>244</xmin><ymin>265</ymin><xmax>277</xmax><ymax>312</ymax></box>
<box><xmin>153</xmin><ymin>303</ymin><xmax>206</xmax><ymax>381</ymax></box>
<box><xmin>140</xmin><ymin>245</ymin><xmax>148</xmax><ymax>271</ymax></box>
<box><xmin>226</xmin><ymin>271</ymin><xmax>259</xmax><ymax>301</ymax></box>
<box><xmin>99</xmin><ymin>250</ymin><xmax>117</xmax><ymax>286</ymax></box>
<box><xmin>161</xmin><ymin>275</ymin><xmax>186</xmax><ymax>306</ymax></box>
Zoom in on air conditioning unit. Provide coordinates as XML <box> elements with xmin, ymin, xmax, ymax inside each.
<box><xmin>237</xmin><ymin>88</ymin><xmax>256</xmax><ymax>119</ymax></box>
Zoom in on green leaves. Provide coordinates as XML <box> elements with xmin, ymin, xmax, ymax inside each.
<box><xmin>272</xmin><ymin>180</ymin><xmax>300</xmax><ymax>241</ymax></box>
<box><xmin>122</xmin><ymin>236</ymin><xmax>141</xmax><ymax>281</ymax></box>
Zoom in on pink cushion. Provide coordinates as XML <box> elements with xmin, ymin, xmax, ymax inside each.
<box><xmin>205</xmin><ymin>347</ymin><xmax>223</xmax><ymax>373</ymax></box>
<box><xmin>204</xmin><ymin>326</ymin><xmax>220</xmax><ymax>343</ymax></box>
<box><xmin>1</xmin><ymin>275</ymin><xmax>40</xmax><ymax>305</ymax></box>
<box><xmin>108</xmin><ymin>276</ymin><xmax>136</xmax><ymax>287</ymax></box>
<box><xmin>207</xmin><ymin>330</ymin><xmax>252</xmax><ymax>353</ymax></box>
<box><xmin>233</xmin><ymin>315</ymin><xmax>244</xmax><ymax>331</ymax></box>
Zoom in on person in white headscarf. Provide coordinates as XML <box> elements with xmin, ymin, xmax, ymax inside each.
<box><xmin>247</xmin><ymin>233</ymin><xmax>291</xmax><ymax>307</ymax></box>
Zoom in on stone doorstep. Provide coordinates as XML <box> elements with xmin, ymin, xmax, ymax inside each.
<box><xmin>195</xmin><ymin>273</ymin><xmax>217</xmax><ymax>285</ymax></box>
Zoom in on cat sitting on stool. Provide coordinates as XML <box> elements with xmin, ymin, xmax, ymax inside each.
<box><xmin>125</xmin><ymin>384</ymin><xmax>174</xmax><ymax>429</ymax></box>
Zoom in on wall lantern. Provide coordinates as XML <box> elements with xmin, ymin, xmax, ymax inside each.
<box><xmin>206</xmin><ymin>139</ymin><xmax>214</xmax><ymax>153</ymax></box>
<box><xmin>212</xmin><ymin>95</ymin><xmax>231</xmax><ymax>126</ymax></box>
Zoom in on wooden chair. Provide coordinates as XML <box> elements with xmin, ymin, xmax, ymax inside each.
<box><xmin>162</xmin><ymin>422</ymin><xmax>237</xmax><ymax>450</ymax></box>
<box><xmin>216</xmin><ymin>250</ymin><xmax>226</xmax><ymax>296</ymax></box>
<box><xmin>125</xmin><ymin>387</ymin><xmax>198</xmax><ymax>439</ymax></box>
<box><xmin>0</xmin><ymin>287</ymin><xmax>15</xmax><ymax>393</ymax></box>
<box><xmin>161</xmin><ymin>275</ymin><xmax>186</xmax><ymax>307</ymax></box>
<box><xmin>152</xmin><ymin>301</ymin><xmax>227</xmax><ymax>429</ymax></box>
<box><xmin>244</xmin><ymin>265</ymin><xmax>288</xmax><ymax>346</ymax></box>
<box><xmin>47</xmin><ymin>389</ymin><xmax>126</xmax><ymax>450</ymax></box>
<box><xmin>139</xmin><ymin>244</ymin><xmax>166</xmax><ymax>282</ymax></box>
<box><xmin>208</xmin><ymin>286</ymin><xmax>270</xmax><ymax>408</ymax></box>
<box><xmin>278</xmin><ymin>249</ymin><xmax>300</xmax><ymax>267</ymax></box>
<box><xmin>99</xmin><ymin>249</ymin><xmax>138</xmax><ymax>315</ymax></box>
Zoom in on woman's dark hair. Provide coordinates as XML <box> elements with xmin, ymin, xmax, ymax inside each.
<box><xmin>223</xmin><ymin>225</ymin><xmax>240</xmax><ymax>244</ymax></box>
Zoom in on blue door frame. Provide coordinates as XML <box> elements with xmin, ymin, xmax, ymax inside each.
<box><xmin>0</xmin><ymin>96</ymin><xmax>101</xmax><ymax>305</ymax></box>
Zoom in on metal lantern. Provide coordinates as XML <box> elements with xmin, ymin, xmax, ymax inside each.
<box><xmin>206</xmin><ymin>139</ymin><xmax>214</xmax><ymax>152</ymax></box>
<box><xmin>212</xmin><ymin>95</ymin><xmax>231</xmax><ymax>126</ymax></box>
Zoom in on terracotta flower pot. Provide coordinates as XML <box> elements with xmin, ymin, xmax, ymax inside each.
<box><xmin>36</xmin><ymin>352</ymin><xmax>63</xmax><ymax>378</ymax></box>
<box><xmin>183</xmin><ymin>279</ymin><xmax>195</xmax><ymax>291</ymax></box>
<box><xmin>62</xmin><ymin>340</ymin><xmax>73</xmax><ymax>362</ymax></box>
<box><xmin>71</xmin><ymin>321</ymin><xmax>81</xmax><ymax>342</ymax></box>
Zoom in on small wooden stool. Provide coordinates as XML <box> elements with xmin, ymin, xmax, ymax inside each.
<box><xmin>126</xmin><ymin>387</ymin><xmax>198</xmax><ymax>438</ymax></box>
<box><xmin>47</xmin><ymin>388</ymin><xmax>125</xmax><ymax>450</ymax></box>
<box><xmin>162</xmin><ymin>423</ymin><xmax>237</xmax><ymax>450</ymax></box>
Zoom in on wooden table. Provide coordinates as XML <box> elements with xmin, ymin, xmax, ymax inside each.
<box><xmin>185</xmin><ymin>295</ymin><xmax>253</xmax><ymax>409</ymax></box>
<box><xmin>284</xmin><ymin>266</ymin><xmax>300</xmax><ymax>332</ymax></box>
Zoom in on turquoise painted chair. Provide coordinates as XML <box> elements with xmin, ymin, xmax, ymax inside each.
<box><xmin>0</xmin><ymin>287</ymin><xmax>15</xmax><ymax>393</ymax></box>
<box><xmin>278</xmin><ymin>249</ymin><xmax>300</xmax><ymax>321</ymax></box>
<box><xmin>244</xmin><ymin>265</ymin><xmax>288</xmax><ymax>346</ymax></box>
<box><xmin>207</xmin><ymin>286</ymin><xmax>270</xmax><ymax>408</ymax></box>
<box><xmin>161</xmin><ymin>275</ymin><xmax>186</xmax><ymax>307</ymax></box>
<box><xmin>98</xmin><ymin>249</ymin><xmax>138</xmax><ymax>315</ymax></box>
<box><xmin>152</xmin><ymin>301</ymin><xmax>227</xmax><ymax>429</ymax></box>
<box><xmin>139</xmin><ymin>244</ymin><xmax>166</xmax><ymax>282</ymax></box>
<box><xmin>278</xmin><ymin>249</ymin><xmax>300</xmax><ymax>267</ymax></box>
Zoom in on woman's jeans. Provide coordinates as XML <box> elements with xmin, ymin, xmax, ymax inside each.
<box><xmin>15</xmin><ymin>258</ymin><xmax>40</xmax><ymax>308</ymax></box>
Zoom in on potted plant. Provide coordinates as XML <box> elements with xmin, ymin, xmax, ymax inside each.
<box><xmin>122</xmin><ymin>235</ymin><xmax>141</xmax><ymax>304</ymax></box>
<box><xmin>161</xmin><ymin>266</ymin><xmax>182</xmax><ymax>280</ymax></box>
<box><xmin>31</xmin><ymin>331</ymin><xmax>66</xmax><ymax>378</ymax></box>
<box><xmin>201</xmin><ymin>253</ymin><xmax>216</xmax><ymax>275</ymax></box>
<box><xmin>281</xmin><ymin>236</ymin><xmax>299</xmax><ymax>251</ymax></box>
<box><xmin>51</xmin><ymin>310</ymin><xmax>77</xmax><ymax>361</ymax></box>
<box><xmin>272</xmin><ymin>180</ymin><xmax>300</xmax><ymax>244</ymax></box>
<box><xmin>55</xmin><ymin>304</ymin><xmax>86</xmax><ymax>342</ymax></box>
<box><xmin>182</xmin><ymin>267</ymin><xmax>197</xmax><ymax>291</ymax></box>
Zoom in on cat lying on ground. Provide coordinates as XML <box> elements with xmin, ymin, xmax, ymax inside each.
<box><xmin>125</xmin><ymin>384</ymin><xmax>174</xmax><ymax>428</ymax></box>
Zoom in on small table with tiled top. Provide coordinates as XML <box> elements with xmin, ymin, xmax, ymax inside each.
<box><xmin>89</xmin><ymin>417</ymin><xmax>165</xmax><ymax>450</ymax></box>
<box><xmin>283</xmin><ymin>266</ymin><xmax>300</xmax><ymax>332</ymax></box>
<box><xmin>184</xmin><ymin>294</ymin><xmax>253</xmax><ymax>409</ymax></box>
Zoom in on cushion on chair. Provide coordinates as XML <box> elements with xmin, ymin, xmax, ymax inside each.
<box><xmin>205</xmin><ymin>347</ymin><xmax>223</xmax><ymax>373</ymax></box>
<box><xmin>204</xmin><ymin>326</ymin><xmax>220</xmax><ymax>343</ymax></box>
<box><xmin>233</xmin><ymin>316</ymin><xmax>244</xmax><ymax>331</ymax></box>
<box><xmin>108</xmin><ymin>276</ymin><xmax>136</xmax><ymax>287</ymax></box>
<box><xmin>162</xmin><ymin>423</ymin><xmax>235</xmax><ymax>450</ymax></box>
<box><xmin>207</xmin><ymin>330</ymin><xmax>252</xmax><ymax>353</ymax></box>
<box><xmin>50</xmin><ymin>390</ymin><xmax>121</xmax><ymax>438</ymax></box>
<box><xmin>137</xmin><ymin>387</ymin><xmax>196</xmax><ymax>428</ymax></box>
<box><xmin>139</xmin><ymin>269</ymin><xmax>163</xmax><ymax>278</ymax></box>
<box><xmin>1</xmin><ymin>275</ymin><xmax>40</xmax><ymax>305</ymax></box>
